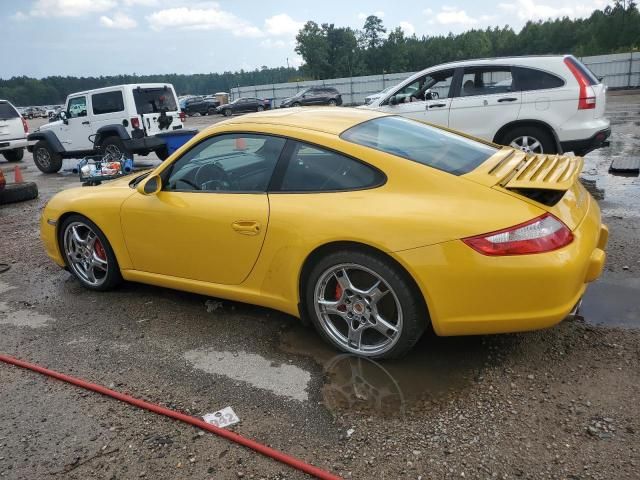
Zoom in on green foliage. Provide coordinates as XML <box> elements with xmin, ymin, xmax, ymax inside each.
<box><xmin>3</xmin><ymin>3</ymin><xmax>639</xmax><ymax>106</ymax></box>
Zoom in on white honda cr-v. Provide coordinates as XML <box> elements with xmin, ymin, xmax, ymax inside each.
<box><xmin>362</xmin><ymin>55</ymin><xmax>610</xmax><ymax>156</ymax></box>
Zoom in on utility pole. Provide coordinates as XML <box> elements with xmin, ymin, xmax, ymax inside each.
<box><xmin>286</xmin><ymin>57</ymin><xmax>290</xmax><ymax>70</ymax></box>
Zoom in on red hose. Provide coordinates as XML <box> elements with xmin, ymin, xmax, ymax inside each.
<box><xmin>0</xmin><ymin>353</ymin><xmax>342</xmax><ymax>480</ymax></box>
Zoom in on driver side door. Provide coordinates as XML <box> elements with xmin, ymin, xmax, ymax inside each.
<box><xmin>120</xmin><ymin>133</ymin><xmax>286</xmax><ymax>285</ymax></box>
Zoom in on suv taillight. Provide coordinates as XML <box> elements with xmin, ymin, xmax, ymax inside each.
<box><xmin>564</xmin><ymin>57</ymin><xmax>596</xmax><ymax>110</ymax></box>
<box><xmin>179</xmin><ymin>111</ymin><xmax>186</xmax><ymax>122</ymax></box>
<box><xmin>463</xmin><ymin>214</ymin><xmax>573</xmax><ymax>256</ymax></box>
<box><xmin>131</xmin><ymin>117</ymin><xmax>140</xmax><ymax>129</ymax></box>
<box><xmin>21</xmin><ymin>117</ymin><xmax>28</xmax><ymax>133</ymax></box>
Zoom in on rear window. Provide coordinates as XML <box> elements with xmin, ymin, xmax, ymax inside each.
<box><xmin>341</xmin><ymin>116</ymin><xmax>497</xmax><ymax>176</ymax></box>
<box><xmin>513</xmin><ymin>67</ymin><xmax>565</xmax><ymax>91</ymax></box>
<box><xmin>565</xmin><ymin>56</ymin><xmax>599</xmax><ymax>85</ymax></box>
<box><xmin>92</xmin><ymin>91</ymin><xmax>125</xmax><ymax>115</ymax></box>
<box><xmin>0</xmin><ymin>102</ymin><xmax>19</xmax><ymax>120</ymax></box>
<box><xmin>133</xmin><ymin>87</ymin><xmax>178</xmax><ymax>114</ymax></box>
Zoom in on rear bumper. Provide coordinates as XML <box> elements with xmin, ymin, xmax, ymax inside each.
<box><xmin>392</xmin><ymin>196</ymin><xmax>607</xmax><ymax>337</ymax></box>
<box><xmin>0</xmin><ymin>138</ymin><xmax>28</xmax><ymax>151</ymax></box>
<box><xmin>561</xmin><ymin>128</ymin><xmax>611</xmax><ymax>156</ymax></box>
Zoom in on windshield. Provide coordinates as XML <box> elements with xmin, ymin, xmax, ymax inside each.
<box><xmin>0</xmin><ymin>102</ymin><xmax>19</xmax><ymax>120</ymax></box>
<box><xmin>133</xmin><ymin>87</ymin><xmax>178</xmax><ymax>114</ymax></box>
<box><xmin>341</xmin><ymin>116</ymin><xmax>497</xmax><ymax>176</ymax></box>
<box><xmin>296</xmin><ymin>88</ymin><xmax>310</xmax><ymax>97</ymax></box>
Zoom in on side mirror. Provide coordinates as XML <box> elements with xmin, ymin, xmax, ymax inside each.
<box><xmin>389</xmin><ymin>95</ymin><xmax>398</xmax><ymax>106</ymax></box>
<box><xmin>137</xmin><ymin>174</ymin><xmax>162</xmax><ymax>196</ymax></box>
<box><xmin>59</xmin><ymin>111</ymin><xmax>68</xmax><ymax>124</ymax></box>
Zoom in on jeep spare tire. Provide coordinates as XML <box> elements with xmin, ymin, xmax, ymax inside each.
<box><xmin>0</xmin><ymin>182</ymin><xmax>38</xmax><ymax>205</ymax></box>
<box><xmin>33</xmin><ymin>140</ymin><xmax>63</xmax><ymax>174</ymax></box>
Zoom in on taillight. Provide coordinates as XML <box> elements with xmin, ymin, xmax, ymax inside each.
<box><xmin>131</xmin><ymin>117</ymin><xmax>140</xmax><ymax>129</ymax></box>
<box><xmin>179</xmin><ymin>111</ymin><xmax>186</xmax><ymax>122</ymax></box>
<box><xmin>463</xmin><ymin>214</ymin><xmax>573</xmax><ymax>256</ymax></box>
<box><xmin>564</xmin><ymin>57</ymin><xmax>596</xmax><ymax>110</ymax></box>
<box><xmin>21</xmin><ymin>116</ymin><xmax>28</xmax><ymax>133</ymax></box>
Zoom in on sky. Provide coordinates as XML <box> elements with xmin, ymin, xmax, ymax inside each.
<box><xmin>1</xmin><ymin>0</ymin><xmax>609</xmax><ymax>79</ymax></box>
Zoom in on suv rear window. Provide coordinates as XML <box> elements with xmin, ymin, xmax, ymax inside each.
<box><xmin>513</xmin><ymin>67</ymin><xmax>565</xmax><ymax>91</ymax></box>
<box><xmin>0</xmin><ymin>102</ymin><xmax>19</xmax><ymax>120</ymax></box>
<box><xmin>341</xmin><ymin>116</ymin><xmax>497</xmax><ymax>176</ymax></box>
<box><xmin>133</xmin><ymin>87</ymin><xmax>178</xmax><ymax>114</ymax></box>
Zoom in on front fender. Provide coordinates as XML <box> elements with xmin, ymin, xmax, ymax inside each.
<box><xmin>27</xmin><ymin>130</ymin><xmax>65</xmax><ymax>153</ymax></box>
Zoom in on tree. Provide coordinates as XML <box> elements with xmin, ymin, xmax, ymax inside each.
<box><xmin>362</xmin><ymin>15</ymin><xmax>386</xmax><ymax>49</ymax></box>
<box><xmin>295</xmin><ymin>21</ymin><xmax>329</xmax><ymax>79</ymax></box>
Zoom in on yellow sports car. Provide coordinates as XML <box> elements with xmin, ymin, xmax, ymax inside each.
<box><xmin>41</xmin><ymin>108</ymin><xmax>607</xmax><ymax>358</ymax></box>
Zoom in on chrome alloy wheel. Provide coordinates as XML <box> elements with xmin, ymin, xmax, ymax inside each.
<box><xmin>314</xmin><ymin>263</ymin><xmax>403</xmax><ymax>356</ymax></box>
<box><xmin>510</xmin><ymin>135</ymin><xmax>544</xmax><ymax>154</ymax></box>
<box><xmin>63</xmin><ymin>221</ymin><xmax>109</xmax><ymax>287</ymax></box>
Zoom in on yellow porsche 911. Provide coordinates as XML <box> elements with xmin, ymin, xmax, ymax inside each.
<box><xmin>40</xmin><ymin>108</ymin><xmax>607</xmax><ymax>358</ymax></box>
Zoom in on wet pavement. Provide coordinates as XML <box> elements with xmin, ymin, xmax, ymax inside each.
<box><xmin>1</xmin><ymin>95</ymin><xmax>639</xmax><ymax>479</ymax></box>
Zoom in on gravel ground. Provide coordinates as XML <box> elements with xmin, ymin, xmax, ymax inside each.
<box><xmin>0</xmin><ymin>94</ymin><xmax>639</xmax><ymax>479</ymax></box>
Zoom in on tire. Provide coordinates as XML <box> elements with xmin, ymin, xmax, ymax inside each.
<box><xmin>501</xmin><ymin>126</ymin><xmax>556</xmax><ymax>155</ymax></box>
<box><xmin>328</xmin><ymin>99</ymin><xmax>337</xmax><ymax>106</ymax></box>
<box><xmin>0</xmin><ymin>182</ymin><xmax>38</xmax><ymax>205</ymax></box>
<box><xmin>101</xmin><ymin>136</ymin><xmax>131</xmax><ymax>160</ymax></box>
<box><xmin>223</xmin><ymin>109</ymin><xmax>232</xmax><ymax>117</ymax></box>
<box><xmin>304</xmin><ymin>249</ymin><xmax>427</xmax><ymax>359</ymax></box>
<box><xmin>257</xmin><ymin>105</ymin><xmax>264</xmax><ymax>112</ymax></box>
<box><xmin>59</xmin><ymin>214</ymin><xmax>122</xmax><ymax>291</ymax></box>
<box><xmin>33</xmin><ymin>140</ymin><xmax>63</xmax><ymax>173</ymax></box>
<box><xmin>207</xmin><ymin>107</ymin><xmax>216</xmax><ymax>115</ymax></box>
<box><xmin>292</xmin><ymin>102</ymin><xmax>301</xmax><ymax>108</ymax></box>
<box><xmin>2</xmin><ymin>149</ymin><xmax>24</xmax><ymax>162</ymax></box>
<box><xmin>155</xmin><ymin>147</ymin><xmax>170</xmax><ymax>161</ymax></box>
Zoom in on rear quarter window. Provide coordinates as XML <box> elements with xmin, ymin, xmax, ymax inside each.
<box><xmin>0</xmin><ymin>102</ymin><xmax>19</xmax><ymax>120</ymax></box>
<box><xmin>513</xmin><ymin>67</ymin><xmax>565</xmax><ymax>91</ymax></box>
<box><xmin>133</xmin><ymin>87</ymin><xmax>178</xmax><ymax>114</ymax></box>
<box><xmin>341</xmin><ymin>116</ymin><xmax>497</xmax><ymax>176</ymax></box>
<box><xmin>92</xmin><ymin>91</ymin><xmax>125</xmax><ymax>115</ymax></box>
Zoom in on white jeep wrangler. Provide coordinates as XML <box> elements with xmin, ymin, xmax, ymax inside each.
<box><xmin>28</xmin><ymin>84</ymin><xmax>185</xmax><ymax>173</ymax></box>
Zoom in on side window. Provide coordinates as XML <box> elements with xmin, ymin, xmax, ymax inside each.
<box><xmin>67</xmin><ymin>96</ymin><xmax>87</xmax><ymax>118</ymax></box>
<box><xmin>513</xmin><ymin>67</ymin><xmax>565</xmax><ymax>91</ymax></box>
<box><xmin>461</xmin><ymin>67</ymin><xmax>513</xmax><ymax>97</ymax></box>
<box><xmin>165</xmin><ymin>134</ymin><xmax>285</xmax><ymax>193</ymax></box>
<box><xmin>279</xmin><ymin>141</ymin><xmax>384</xmax><ymax>192</ymax></box>
<box><xmin>391</xmin><ymin>69</ymin><xmax>455</xmax><ymax>104</ymax></box>
<box><xmin>92</xmin><ymin>91</ymin><xmax>124</xmax><ymax>115</ymax></box>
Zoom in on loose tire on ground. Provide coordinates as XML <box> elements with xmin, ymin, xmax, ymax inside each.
<box><xmin>0</xmin><ymin>182</ymin><xmax>38</xmax><ymax>205</ymax></box>
<box><xmin>501</xmin><ymin>126</ymin><xmax>557</xmax><ymax>154</ymax></box>
<box><xmin>33</xmin><ymin>140</ymin><xmax>63</xmax><ymax>173</ymax></box>
<box><xmin>304</xmin><ymin>249</ymin><xmax>428</xmax><ymax>359</ymax></box>
<box><xmin>2</xmin><ymin>149</ymin><xmax>25</xmax><ymax>162</ymax></box>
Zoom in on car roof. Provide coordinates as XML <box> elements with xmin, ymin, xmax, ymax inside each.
<box><xmin>411</xmin><ymin>55</ymin><xmax>569</xmax><ymax>77</ymax></box>
<box><xmin>67</xmin><ymin>83</ymin><xmax>175</xmax><ymax>97</ymax></box>
<box><xmin>221</xmin><ymin>107</ymin><xmax>387</xmax><ymax>135</ymax></box>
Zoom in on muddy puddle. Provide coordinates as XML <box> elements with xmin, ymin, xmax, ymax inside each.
<box><xmin>580</xmin><ymin>275</ymin><xmax>640</xmax><ymax>329</ymax></box>
<box><xmin>280</xmin><ymin>327</ymin><xmax>491</xmax><ymax>417</ymax></box>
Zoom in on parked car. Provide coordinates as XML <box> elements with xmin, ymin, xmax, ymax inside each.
<box><xmin>0</xmin><ymin>99</ymin><xmax>29</xmax><ymax>162</ymax></box>
<box><xmin>216</xmin><ymin>97</ymin><xmax>268</xmax><ymax>116</ymax></box>
<box><xmin>363</xmin><ymin>86</ymin><xmax>394</xmax><ymax>105</ymax></box>
<box><xmin>280</xmin><ymin>87</ymin><xmax>342</xmax><ymax>107</ymax></box>
<box><xmin>22</xmin><ymin>107</ymin><xmax>45</xmax><ymax>119</ymax></box>
<box><xmin>40</xmin><ymin>108</ymin><xmax>606</xmax><ymax>359</ymax></box>
<box><xmin>182</xmin><ymin>96</ymin><xmax>220</xmax><ymax>116</ymax></box>
<box><xmin>27</xmin><ymin>83</ymin><xmax>186</xmax><ymax>173</ymax></box>
<box><xmin>362</xmin><ymin>55</ymin><xmax>610</xmax><ymax>156</ymax></box>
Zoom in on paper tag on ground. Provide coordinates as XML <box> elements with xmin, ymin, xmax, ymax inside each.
<box><xmin>202</xmin><ymin>406</ymin><xmax>240</xmax><ymax>428</ymax></box>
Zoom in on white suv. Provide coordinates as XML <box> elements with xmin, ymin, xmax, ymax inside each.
<box><xmin>0</xmin><ymin>99</ymin><xmax>29</xmax><ymax>163</ymax></box>
<box><xmin>28</xmin><ymin>83</ymin><xmax>185</xmax><ymax>173</ymax></box>
<box><xmin>362</xmin><ymin>55</ymin><xmax>610</xmax><ymax>156</ymax></box>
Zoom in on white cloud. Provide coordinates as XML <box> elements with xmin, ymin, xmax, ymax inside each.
<box><xmin>146</xmin><ymin>6</ymin><xmax>263</xmax><ymax>37</ymax></box>
<box><xmin>498</xmin><ymin>0</ymin><xmax>606</xmax><ymax>21</ymax></box>
<box><xmin>357</xmin><ymin>11</ymin><xmax>385</xmax><ymax>20</ymax></box>
<box><xmin>121</xmin><ymin>0</ymin><xmax>159</xmax><ymax>6</ymax></box>
<box><xmin>264</xmin><ymin>14</ymin><xmax>303</xmax><ymax>36</ymax></box>
<box><xmin>260</xmin><ymin>38</ymin><xmax>287</xmax><ymax>48</ymax></box>
<box><xmin>27</xmin><ymin>0</ymin><xmax>117</xmax><ymax>17</ymax></box>
<box><xmin>100</xmin><ymin>11</ymin><xmax>137</xmax><ymax>29</ymax></box>
<box><xmin>423</xmin><ymin>8</ymin><xmax>434</xmax><ymax>15</ymax></box>
<box><xmin>11</xmin><ymin>11</ymin><xmax>28</xmax><ymax>21</ymax></box>
<box><xmin>399</xmin><ymin>21</ymin><xmax>415</xmax><ymax>36</ymax></box>
<box><xmin>435</xmin><ymin>6</ymin><xmax>478</xmax><ymax>25</ymax></box>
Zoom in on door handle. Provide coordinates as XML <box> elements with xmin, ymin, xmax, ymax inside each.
<box><xmin>231</xmin><ymin>220</ymin><xmax>261</xmax><ymax>235</ymax></box>
<box><xmin>497</xmin><ymin>97</ymin><xmax>518</xmax><ymax>102</ymax></box>
<box><xmin>82</xmin><ymin>121</ymin><xmax>90</xmax><ymax>125</ymax></box>
<box><xmin>427</xmin><ymin>103</ymin><xmax>447</xmax><ymax>109</ymax></box>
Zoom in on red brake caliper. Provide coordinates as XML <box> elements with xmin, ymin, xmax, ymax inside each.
<box><xmin>335</xmin><ymin>284</ymin><xmax>347</xmax><ymax>312</ymax></box>
<box><xmin>94</xmin><ymin>239</ymin><xmax>106</xmax><ymax>261</ymax></box>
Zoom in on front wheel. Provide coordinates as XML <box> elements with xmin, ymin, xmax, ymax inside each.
<box><xmin>305</xmin><ymin>250</ymin><xmax>427</xmax><ymax>359</ymax></box>
<box><xmin>2</xmin><ymin>148</ymin><xmax>24</xmax><ymax>162</ymax></box>
<box><xmin>328</xmin><ymin>99</ymin><xmax>337</xmax><ymax>106</ymax></box>
<box><xmin>33</xmin><ymin>140</ymin><xmax>63</xmax><ymax>173</ymax></box>
<box><xmin>223</xmin><ymin>109</ymin><xmax>232</xmax><ymax>117</ymax></box>
<box><xmin>59</xmin><ymin>215</ymin><xmax>122</xmax><ymax>291</ymax></box>
<box><xmin>257</xmin><ymin>105</ymin><xmax>264</xmax><ymax>112</ymax></box>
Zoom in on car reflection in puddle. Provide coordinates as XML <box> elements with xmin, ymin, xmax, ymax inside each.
<box><xmin>280</xmin><ymin>326</ymin><xmax>494</xmax><ymax>418</ymax></box>
<box><xmin>580</xmin><ymin>275</ymin><xmax>640</xmax><ymax>329</ymax></box>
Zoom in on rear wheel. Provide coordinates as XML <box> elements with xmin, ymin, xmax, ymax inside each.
<box><xmin>101</xmin><ymin>136</ymin><xmax>130</xmax><ymax>160</ymax></box>
<box><xmin>33</xmin><ymin>140</ymin><xmax>63</xmax><ymax>173</ymax></box>
<box><xmin>501</xmin><ymin>126</ymin><xmax>556</xmax><ymax>154</ymax></box>
<box><xmin>305</xmin><ymin>250</ymin><xmax>427</xmax><ymax>359</ymax></box>
<box><xmin>207</xmin><ymin>107</ymin><xmax>216</xmax><ymax>115</ymax></box>
<box><xmin>292</xmin><ymin>102</ymin><xmax>301</xmax><ymax>108</ymax></box>
<box><xmin>257</xmin><ymin>105</ymin><xmax>264</xmax><ymax>112</ymax></box>
<box><xmin>3</xmin><ymin>149</ymin><xmax>24</xmax><ymax>162</ymax></box>
<box><xmin>59</xmin><ymin>215</ymin><xmax>122</xmax><ymax>291</ymax></box>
